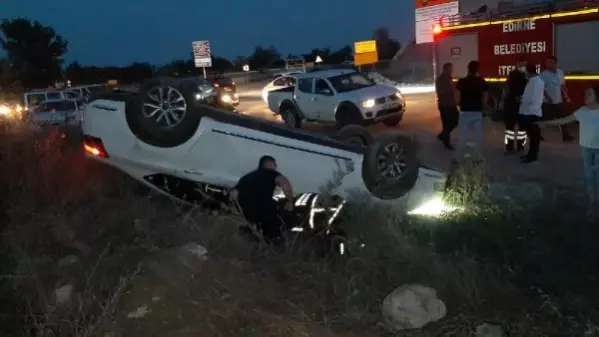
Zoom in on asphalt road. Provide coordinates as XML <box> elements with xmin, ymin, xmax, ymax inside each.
<box><xmin>235</xmin><ymin>82</ymin><xmax>584</xmax><ymax>187</ymax></box>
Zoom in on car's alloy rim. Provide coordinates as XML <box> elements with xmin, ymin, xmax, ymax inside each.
<box><xmin>143</xmin><ymin>86</ymin><xmax>187</xmax><ymax>128</ymax></box>
<box><xmin>376</xmin><ymin>143</ymin><xmax>407</xmax><ymax>179</ymax></box>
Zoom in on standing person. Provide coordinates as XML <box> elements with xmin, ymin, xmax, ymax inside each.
<box><xmin>537</xmin><ymin>86</ymin><xmax>599</xmax><ymax>215</ymax></box>
<box><xmin>229</xmin><ymin>156</ymin><xmax>294</xmax><ymax>245</ymax></box>
<box><xmin>435</xmin><ymin>62</ymin><xmax>459</xmax><ymax>150</ymax></box>
<box><xmin>539</xmin><ymin>56</ymin><xmax>574</xmax><ymax>142</ymax></box>
<box><xmin>502</xmin><ymin>59</ymin><xmax>529</xmax><ymax>153</ymax></box>
<box><xmin>517</xmin><ymin>64</ymin><xmax>545</xmax><ymax>164</ymax></box>
<box><xmin>455</xmin><ymin>60</ymin><xmax>489</xmax><ymax>160</ymax></box>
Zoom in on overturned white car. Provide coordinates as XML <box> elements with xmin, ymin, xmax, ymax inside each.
<box><xmin>82</xmin><ymin>77</ymin><xmax>448</xmax><ymax>219</ymax></box>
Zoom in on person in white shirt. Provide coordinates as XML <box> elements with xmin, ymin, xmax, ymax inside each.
<box><xmin>518</xmin><ymin>64</ymin><xmax>545</xmax><ymax>164</ymax></box>
<box><xmin>539</xmin><ymin>56</ymin><xmax>573</xmax><ymax>142</ymax></box>
<box><xmin>537</xmin><ymin>86</ymin><xmax>599</xmax><ymax>215</ymax></box>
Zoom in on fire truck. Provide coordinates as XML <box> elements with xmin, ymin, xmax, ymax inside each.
<box><xmin>432</xmin><ymin>0</ymin><xmax>599</xmax><ymax>116</ymax></box>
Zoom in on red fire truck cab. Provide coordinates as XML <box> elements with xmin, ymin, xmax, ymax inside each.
<box><xmin>433</xmin><ymin>0</ymin><xmax>599</xmax><ymax>116</ymax></box>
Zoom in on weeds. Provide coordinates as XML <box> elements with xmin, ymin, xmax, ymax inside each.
<box><xmin>1</xmin><ymin>123</ymin><xmax>599</xmax><ymax>336</ymax></box>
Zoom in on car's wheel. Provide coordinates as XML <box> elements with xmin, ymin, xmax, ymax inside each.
<box><xmin>382</xmin><ymin>115</ymin><xmax>402</xmax><ymax>127</ymax></box>
<box><xmin>330</xmin><ymin>125</ymin><xmax>374</xmax><ymax>146</ymax></box>
<box><xmin>280</xmin><ymin>102</ymin><xmax>301</xmax><ymax>128</ymax></box>
<box><xmin>362</xmin><ymin>134</ymin><xmax>419</xmax><ymax>200</ymax></box>
<box><xmin>126</xmin><ymin>77</ymin><xmax>202</xmax><ymax>147</ymax></box>
<box><xmin>336</xmin><ymin>103</ymin><xmax>364</xmax><ymax>127</ymax></box>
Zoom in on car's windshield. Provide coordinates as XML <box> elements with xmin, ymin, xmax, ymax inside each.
<box><xmin>327</xmin><ymin>72</ymin><xmax>375</xmax><ymax>93</ymax></box>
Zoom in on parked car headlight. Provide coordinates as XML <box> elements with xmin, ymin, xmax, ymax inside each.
<box><xmin>362</xmin><ymin>99</ymin><xmax>375</xmax><ymax>108</ymax></box>
<box><xmin>395</xmin><ymin>91</ymin><xmax>403</xmax><ymax>100</ymax></box>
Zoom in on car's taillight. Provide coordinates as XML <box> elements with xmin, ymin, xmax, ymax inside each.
<box><xmin>213</xmin><ymin>83</ymin><xmax>219</xmax><ymax>88</ymax></box>
<box><xmin>82</xmin><ymin>135</ymin><xmax>109</xmax><ymax>158</ymax></box>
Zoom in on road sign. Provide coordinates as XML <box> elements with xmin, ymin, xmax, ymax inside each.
<box><xmin>354</xmin><ymin>51</ymin><xmax>379</xmax><ymax>66</ymax></box>
<box><xmin>415</xmin><ymin>0</ymin><xmax>458</xmax><ymax>44</ymax></box>
<box><xmin>354</xmin><ymin>40</ymin><xmax>377</xmax><ymax>54</ymax></box>
<box><xmin>192</xmin><ymin>40</ymin><xmax>212</xmax><ymax>67</ymax></box>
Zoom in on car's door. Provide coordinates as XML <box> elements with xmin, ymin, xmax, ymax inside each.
<box><xmin>294</xmin><ymin>77</ymin><xmax>318</xmax><ymax>119</ymax></box>
<box><xmin>311</xmin><ymin>78</ymin><xmax>337</xmax><ymax>121</ymax></box>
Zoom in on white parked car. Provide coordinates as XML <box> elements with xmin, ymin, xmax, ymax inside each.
<box><xmin>262</xmin><ymin>74</ymin><xmax>298</xmax><ymax>103</ymax></box>
<box><xmin>81</xmin><ymin>77</ymin><xmax>448</xmax><ymax>219</ymax></box>
<box><xmin>267</xmin><ymin>69</ymin><xmax>406</xmax><ymax>129</ymax></box>
<box><xmin>29</xmin><ymin>99</ymin><xmax>85</xmax><ymax>128</ymax></box>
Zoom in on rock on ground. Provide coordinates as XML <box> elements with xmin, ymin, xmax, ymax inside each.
<box><xmin>381</xmin><ymin>283</ymin><xmax>446</xmax><ymax>331</ymax></box>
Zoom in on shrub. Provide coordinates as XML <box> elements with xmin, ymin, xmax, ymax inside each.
<box><xmin>1</xmin><ymin>123</ymin><xmax>598</xmax><ymax>336</ymax></box>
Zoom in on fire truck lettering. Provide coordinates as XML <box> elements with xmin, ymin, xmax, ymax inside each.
<box><xmin>494</xmin><ymin>41</ymin><xmax>546</xmax><ymax>55</ymax></box>
<box><xmin>498</xmin><ymin>64</ymin><xmax>542</xmax><ymax>77</ymax></box>
<box><xmin>502</xmin><ymin>19</ymin><xmax>536</xmax><ymax>33</ymax></box>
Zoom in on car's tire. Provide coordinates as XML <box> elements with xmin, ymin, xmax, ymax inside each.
<box><xmin>280</xmin><ymin>102</ymin><xmax>302</xmax><ymax>128</ymax></box>
<box><xmin>361</xmin><ymin>134</ymin><xmax>419</xmax><ymax>200</ymax></box>
<box><xmin>330</xmin><ymin>125</ymin><xmax>374</xmax><ymax>146</ymax></box>
<box><xmin>336</xmin><ymin>102</ymin><xmax>364</xmax><ymax>127</ymax></box>
<box><xmin>382</xmin><ymin>115</ymin><xmax>402</xmax><ymax>127</ymax></box>
<box><xmin>126</xmin><ymin>77</ymin><xmax>202</xmax><ymax>148</ymax></box>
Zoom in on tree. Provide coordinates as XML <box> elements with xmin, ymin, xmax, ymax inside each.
<box><xmin>0</xmin><ymin>58</ymin><xmax>22</xmax><ymax>97</ymax></box>
<box><xmin>248</xmin><ymin>46</ymin><xmax>281</xmax><ymax>70</ymax></box>
<box><xmin>373</xmin><ymin>27</ymin><xmax>401</xmax><ymax>60</ymax></box>
<box><xmin>0</xmin><ymin>18</ymin><xmax>68</xmax><ymax>89</ymax></box>
<box><xmin>211</xmin><ymin>56</ymin><xmax>233</xmax><ymax>72</ymax></box>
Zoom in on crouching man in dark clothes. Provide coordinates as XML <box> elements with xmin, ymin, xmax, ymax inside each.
<box><xmin>229</xmin><ymin>155</ymin><xmax>294</xmax><ymax>245</ymax></box>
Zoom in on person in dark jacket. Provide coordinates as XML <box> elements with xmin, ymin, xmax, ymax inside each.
<box><xmin>230</xmin><ymin>156</ymin><xmax>294</xmax><ymax>244</ymax></box>
<box><xmin>503</xmin><ymin>58</ymin><xmax>529</xmax><ymax>153</ymax></box>
<box><xmin>435</xmin><ymin>62</ymin><xmax>459</xmax><ymax>150</ymax></box>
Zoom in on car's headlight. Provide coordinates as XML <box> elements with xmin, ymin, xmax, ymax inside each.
<box><xmin>0</xmin><ymin>105</ymin><xmax>11</xmax><ymax>116</ymax></box>
<box><xmin>221</xmin><ymin>94</ymin><xmax>232</xmax><ymax>103</ymax></box>
<box><xmin>407</xmin><ymin>197</ymin><xmax>461</xmax><ymax>217</ymax></box>
<box><xmin>362</xmin><ymin>99</ymin><xmax>375</xmax><ymax>108</ymax></box>
<box><xmin>395</xmin><ymin>91</ymin><xmax>403</xmax><ymax>100</ymax></box>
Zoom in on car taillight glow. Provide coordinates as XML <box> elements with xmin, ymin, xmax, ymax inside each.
<box><xmin>213</xmin><ymin>83</ymin><xmax>219</xmax><ymax>87</ymax></box>
<box><xmin>82</xmin><ymin>135</ymin><xmax>109</xmax><ymax>158</ymax></box>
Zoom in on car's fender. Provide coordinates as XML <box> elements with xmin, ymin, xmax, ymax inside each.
<box><xmin>278</xmin><ymin>99</ymin><xmax>306</xmax><ymax>119</ymax></box>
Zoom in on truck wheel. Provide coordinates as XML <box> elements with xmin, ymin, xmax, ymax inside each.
<box><xmin>382</xmin><ymin>115</ymin><xmax>402</xmax><ymax>127</ymax></box>
<box><xmin>280</xmin><ymin>102</ymin><xmax>302</xmax><ymax>128</ymax></box>
<box><xmin>361</xmin><ymin>134</ymin><xmax>419</xmax><ymax>200</ymax></box>
<box><xmin>330</xmin><ymin>125</ymin><xmax>374</xmax><ymax>146</ymax></box>
<box><xmin>336</xmin><ymin>103</ymin><xmax>363</xmax><ymax>127</ymax></box>
<box><xmin>126</xmin><ymin>77</ymin><xmax>202</xmax><ymax>147</ymax></box>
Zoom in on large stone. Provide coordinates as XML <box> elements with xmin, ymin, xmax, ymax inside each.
<box><xmin>381</xmin><ymin>284</ymin><xmax>447</xmax><ymax>331</ymax></box>
<box><xmin>55</xmin><ymin>284</ymin><xmax>74</xmax><ymax>305</ymax></box>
